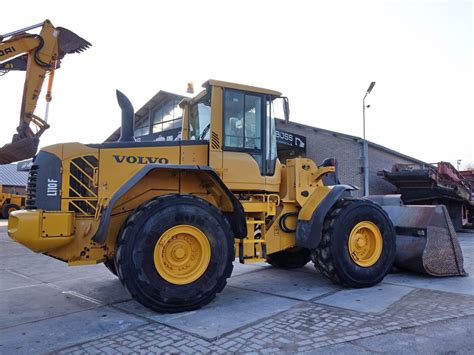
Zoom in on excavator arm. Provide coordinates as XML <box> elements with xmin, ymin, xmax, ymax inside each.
<box><xmin>0</xmin><ymin>20</ymin><xmax>90</xmax><ymax>164</ymax></box>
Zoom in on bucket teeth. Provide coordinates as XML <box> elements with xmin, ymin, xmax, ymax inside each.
<box><xmin>56</xmin><ymin>27</ymin><xmax>91</xmax><ymax>57</ymax></box>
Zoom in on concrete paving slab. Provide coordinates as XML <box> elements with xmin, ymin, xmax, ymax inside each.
<box><xmin>0</xmin><ymin>284</ymin><xmax>98</xmax><ymax>329</ymax></box>
<box><xmin>315</xmin><ymin>284</ymin><xmax>413</xmax><ymax>313</ymax></box>
<box><xmin>0</xmin><ymin>306</ymin><xmax>146</xmax><ymax>353</ymax></box>
<box><xmin>231</xmin><ymin>259</ymin><xmax>268</xmax><ymax>276</ymax></box>
<box><xmin>114</xmin><ymin>286</ymin><xmax>299</xmax><ymax>339</ymax></box>
<box><xmin>0</xmin><ymin>269</ymin><xmax>40</xmax><ymax>291</ymax></box>
<box><xmin>1</xmin><ymin>252</ymin><xmax>111</xmax><ymax>282</ymax></box>
<box><xmin>228</xmin><ymin>267</ymin><xmax>340</xmax><ymax>300</ymax></box>
<box><xmin>385</xmin><ymin>235</ymin><xmax>474</xmax><ymax>296</ymax></box>
<box><xmin>0</xmin><ymin>240</ymin><xmax>35</xmax><ymax>257</ymax></box>
<box><xmin>52</xmin><ymin>274</ymin><xmax>131</xmax><ymax>304</ymax></box>
<box><xmin>384</xmin><ymin>272</ymin><xmax>474</xmax><ymax>296</ymax></box>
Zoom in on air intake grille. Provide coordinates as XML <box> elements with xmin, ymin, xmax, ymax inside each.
<box><xmin>68</xmin><ymin>155</ymin><xmax>98</xmax><ymax>216</ymax></box>
<box><xmin>25</xmin><ymin>165</ymin><xmax>38</xmax><ymax>209</ymax></box>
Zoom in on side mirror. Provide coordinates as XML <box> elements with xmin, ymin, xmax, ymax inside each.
<box><xmin>282</xmin><ymin>96</ymin><xmax>290</xmax><ymax>123</ymax></box>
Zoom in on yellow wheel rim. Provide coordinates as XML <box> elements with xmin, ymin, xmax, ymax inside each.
<box><xmin>8</xmin><ymin>207</ymin><xmax>16</xmax><ymax>214</ymax></box>
<box><xmin>154</xmin><ymin>225</ymin><xmax>211</xmax><ymax>285</ymax></box>
<box><xmin>348</xmin><ymin>221</ymin><xmax>383</xmax><ymax>267</ymax></box>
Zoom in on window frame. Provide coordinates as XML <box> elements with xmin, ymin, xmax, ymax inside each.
<box><xmin>222</xmin><ymin>89</ymin><xmax>265</xmax><ymax>154</ymax></box>
<box><xmin>151</xmin><ymin>99</ymin><xmax>183</xmax><ymax>135</ymax></box>
<box><xmin>222</xmin><ymin>88</ymin><xmax>278</xmax><ymax>176</ymax></box>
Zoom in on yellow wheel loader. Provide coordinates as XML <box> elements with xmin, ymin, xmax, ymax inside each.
<box><xmin>0</xmin><ymin>190</ymin><xmax>25</xmax><ymax>219</ymax></box>
<box><xmin>0</xmin><ymin>20</ymin><xmax>90</xmax><ymax>164</ymax></box>
<box><xmin>8</xmin><ymin>80</ymin><xmax>465</xmax><ymax>313</ymax></box>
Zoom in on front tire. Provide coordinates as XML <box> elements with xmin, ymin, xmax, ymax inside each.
<box><xmin>2</xmin><ymin>203</ymin><xmax>20</xmax><ymax>219</ymax></box>
<box><xmin>311</xmin><ymin>199</ymin><xmax>396</xmax><ymax>288</ymax></box>
<box><xmin>115</xmin><ymin>194</ymin><xmax>234</xmax><ymax>313</ymax></box>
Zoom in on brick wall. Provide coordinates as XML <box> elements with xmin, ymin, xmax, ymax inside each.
<box><xmin>276</xmin><ymin>120</ymin><xmax>423</xmax><ymax>197</ymax></box>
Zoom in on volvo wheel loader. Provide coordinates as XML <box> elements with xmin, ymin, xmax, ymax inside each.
<box><xmin>0</xmin><ymin>20</ymin><xmax>90</xmax><ymax>164</ymax></box>
<box><xmin>8</xmin><ymin>80</ymin><xmax>465</xmax><ymax>313</ymax></box>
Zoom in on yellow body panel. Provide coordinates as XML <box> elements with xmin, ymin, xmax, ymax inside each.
<box><xmin>223</xmin><ymin>151</ymin><xmax>266</xmax><ymax>190</ymax></box>
<box><xmin>8</xmin><ymin>210</ymin><xmax>75</xmax><ymax>253</ymax></box>
<box><xmin>98</xmin><ymin>146</ymin><xmax>181</xmax><ymax>200</ymax></box>
<box><xmin>205</xmin><ymin>79</ymin><xmax>282</xmax><ymax>97</ymax></box>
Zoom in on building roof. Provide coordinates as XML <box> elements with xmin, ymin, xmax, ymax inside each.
<box><xmin>277</xmin><ymin>119</ymin><xmax>426</xmax><ymax>165</ymax></box>
<box><xmin>0</xmin><ymin>164</ymin><xmax>28</xmax><ymax>187</ymax></box>
<box><xmin>106</xmin><ymin>90</ymin><xmax>187</xmax><ymax>142</ymax></box>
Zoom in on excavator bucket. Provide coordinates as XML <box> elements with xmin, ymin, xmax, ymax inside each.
<box><xmin>0</xmin><ymin>138</ymin><xmax>39</xmax><ymax>165</ymax></box>
<box><xmin>56</xmin><ymin>27</ymin><xmax>91</xmax><ymax>57</ymax></box>
<box><xmin>367</xmin><ymin>195</ymin><xmax>466</xmax><ymax>277</ymax></box>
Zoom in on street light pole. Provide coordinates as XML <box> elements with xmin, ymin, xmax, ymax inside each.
<box><xmin>362</xmin><ymin>82</ymin><xmax>376</xmax><ymax>196</ymax></box>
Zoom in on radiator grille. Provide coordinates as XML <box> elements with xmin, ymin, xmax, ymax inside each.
<box><xmin>25</xmin><ymin>165</ymin><xmax>38</xmax><ymax>209</ymax></box>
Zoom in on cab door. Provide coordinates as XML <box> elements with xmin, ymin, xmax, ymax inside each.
<box><xmin>221</xmin><ymin>89</ymin><xmax>279</xmax><ymax>192</ymax></box>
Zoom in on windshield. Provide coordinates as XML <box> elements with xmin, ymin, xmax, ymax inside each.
<box><xmin>189</xmin><ymin>92</ymin><xmax>211</xmax><ymax>140</ymax></box>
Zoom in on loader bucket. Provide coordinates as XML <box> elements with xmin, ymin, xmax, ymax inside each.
<box><xmin>56</xmin><ymin>27</ymin><xmax>91</xmax><ymax>58</ymax></box>
<box><xmin>367</xmin><ymin>195</ymin><xmax>466</xmax><ymax>277</ymax></box>
<box><xmin>0</xmin><ymin>137</ymin><xmax>39</xmax><ymax>165</ymax></box>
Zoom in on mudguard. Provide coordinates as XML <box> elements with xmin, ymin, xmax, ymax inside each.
<box><xmin>92</xmin><ymin>164</ymin><xmax>247</xmax><ymax>244</ymax></box>
<box><xmin>296</xmin><ymin>185</ymin><xmax>354</xmax><ymax>249</ymax></box>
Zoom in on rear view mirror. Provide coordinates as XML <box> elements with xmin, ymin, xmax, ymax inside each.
<box><xmin>282</xmin><ymin>97</ymin><xmax>290</xmax><ymax>123</ymax></box>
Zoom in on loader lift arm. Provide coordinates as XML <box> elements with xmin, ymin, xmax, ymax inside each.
<box><xmin>0</xmin><ymin>20</ymin><xmax>90</xmax><ymax>164</ymax></box>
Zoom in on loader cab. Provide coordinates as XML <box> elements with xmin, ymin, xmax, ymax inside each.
<box><xmin>182</xmin><ymin>80</ymin><xmax>283</xmax><ymax>192</ymax></box>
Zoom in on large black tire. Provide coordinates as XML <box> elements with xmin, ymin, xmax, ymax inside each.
<box><xmin>115</xmin><ymin>194</ymin><xmax>234</xmax><ymax>313</ymax></box>
<box><xmin>104</xmin><ymin>259</ymin><xmax>118</xmax><ymax>276</ymax></box>
<box><xmin>2</xmin><ymin>203</ymin><xmax>20</xmax><ymax>219</ymax></box>
<box><xmin>266</xmin><ymin>247</ymin><xmax>311</xmax><ymax>269</ymax></box>
<box><xmin>311</xmin><ymin>198</ymin><xmax>396</xmax><ymax>288</ymax></box>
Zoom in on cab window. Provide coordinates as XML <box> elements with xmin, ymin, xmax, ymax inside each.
<box><xmin>224</xmin><ymin>90</ymin><xmax>262</xmax><ymax>150</ymax></box>
<box><xmin>189</xmin><ymin>92</ymin><xmax>211</xmax><ymax>140</ymax></box>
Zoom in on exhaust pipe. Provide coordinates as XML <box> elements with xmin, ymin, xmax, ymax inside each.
<box><xmin>116</xmin><ymin>90</ymin><xmax>135</xmax><ymax>143</ymax></box>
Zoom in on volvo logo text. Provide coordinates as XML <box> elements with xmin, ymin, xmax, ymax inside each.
<box><xmin>113</xmin><ymin>155</ymin><xmax>169</xmax><ymax>165</ymax></box>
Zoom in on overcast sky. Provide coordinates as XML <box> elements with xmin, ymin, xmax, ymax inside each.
<box><xmin>1</xmin><ymin>0</ymin><xmax>472</xmax><ymax>169</ymax></box>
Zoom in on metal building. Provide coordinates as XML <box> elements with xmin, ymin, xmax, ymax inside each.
<box><xmin>0</xmin><ymin>164</ymin><xmax>28</xmax><ymax>194</ymax></box>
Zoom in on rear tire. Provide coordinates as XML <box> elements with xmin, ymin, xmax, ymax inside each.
<box><xmin>115</xmin><ymin>194</ymin><xmax>234</xmax><ymax>313</ymax></box>
<box><xmin>311</xmin><ymin>199</ymin><xmax>396</xmax><ymax>288</ymax></box>
<box><xmin>2</xmin><ymin>203</ymin><xmax>20</xmax><ymax>219</ymax></box>
<box><xmin>266</xmin><ymin>247</ymin><xmax>310</xmax><ymax>269</ymax></box>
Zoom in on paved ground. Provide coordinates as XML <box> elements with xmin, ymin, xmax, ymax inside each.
<box><xmin>1</xmin><ymin>219</ymin><xmax>473</xmax><ymax>354</ymax></box>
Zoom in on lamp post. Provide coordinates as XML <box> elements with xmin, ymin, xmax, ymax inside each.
<box><xmin>362</xmin><ymin>82</ymin><xmax>376</xmax><ymax>196</ymax></box>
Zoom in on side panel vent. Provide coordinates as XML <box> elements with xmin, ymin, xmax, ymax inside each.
<box><xmin>211</xmin><ymin>132</ymin><xmax>220</xmax><ymax>150</ymax></box>
<box><xmin>68</xmin><ymin>155</ymin><xmax>99</xmax><ymax>216</ymax></box>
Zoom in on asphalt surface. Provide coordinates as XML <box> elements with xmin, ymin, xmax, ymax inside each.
<box><xmin>1</xmin><ymin>219</ymin><xmax>473</xmax><ymax>354</ymax></box>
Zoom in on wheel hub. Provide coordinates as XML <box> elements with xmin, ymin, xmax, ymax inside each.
<box><xmin>348</xmin><ymin>221</ymin><xmax>383</xmax><ymax>267</ymax></box>
<box><xmin>154</xmin><ymin>225</ymin><xmax>211</xmax><ymax>285</ymax></box>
